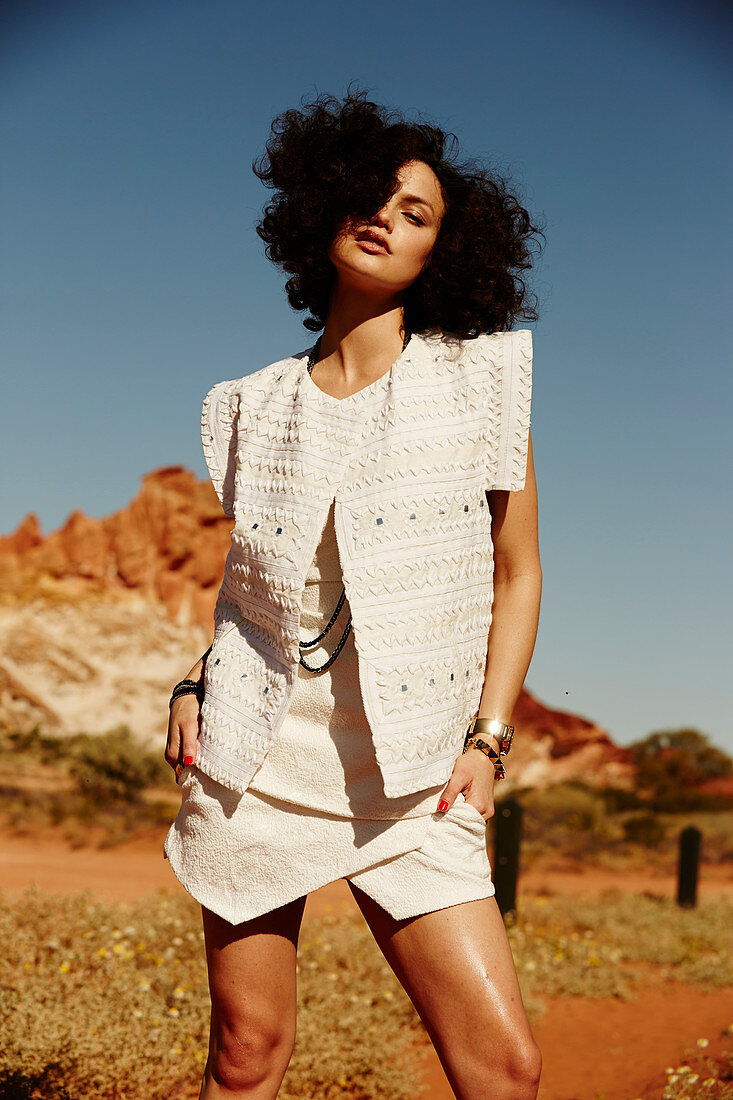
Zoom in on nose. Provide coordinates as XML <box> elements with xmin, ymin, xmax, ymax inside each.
<box><xmin>370</xmin><ymin>206</ymin><xmax>392</xmax><ymax>232</ymax></box>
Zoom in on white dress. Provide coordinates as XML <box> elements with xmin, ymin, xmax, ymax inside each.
<box><xmin>163</xmin><ymin>498</ymin><xmax>496</xmax><ymax>926</ymax></box>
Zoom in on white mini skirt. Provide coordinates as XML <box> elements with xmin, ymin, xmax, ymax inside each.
<box><xmin>164</xmin><ymin>772</ymin><xmax>495</xmax><ymax>925</ymax></box>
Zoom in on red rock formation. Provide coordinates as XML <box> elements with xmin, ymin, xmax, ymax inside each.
<box><xmin>513</xmin><ymin>690</ymin><xmax>632</xmax><ymax>765</ymax></box>
<box><xmin>0</xmin><ymin>512</ymin><xmax>42</xmax><ymax>556</ymax></box>
<box><xmin>0</xmin><ymin>466</ymin><xmax>232</xmax><ymax>629</ymax></box>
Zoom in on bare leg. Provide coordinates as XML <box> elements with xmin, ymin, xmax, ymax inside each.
<box><xmin>198</xmin><ymin>894</ymin><xmax>307</xmax><ymax>1099</ymax></box>
<box><xmin>347</xmin><ymin>883</ymin><xmax>541</xmax><ymax>1100</ymax></box>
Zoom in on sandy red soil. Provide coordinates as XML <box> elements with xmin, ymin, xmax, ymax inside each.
<box><xmin>409</xmin><ymin>977</ymin><xmax>732</xmax><ymax>1100</ymax></box>
<box><xmin>2</xmin><ymin>829</ymin><xmax>731</xmax><ymax>1100</ymax></box>
<box><xmin>2</xmin><ymin>831</ymin><xmax>732</xmax><ymax>908</ymax></box>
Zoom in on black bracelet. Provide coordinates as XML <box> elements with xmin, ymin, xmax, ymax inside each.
<box><xmin>169</xmin><ymin>679</ymin><xmax>204</xmax><ymax>709</ymax></box>
<box><xmin>169</xmin><ymin>686</ymin><xmax>202</xmax><ymax>708</ymax></box>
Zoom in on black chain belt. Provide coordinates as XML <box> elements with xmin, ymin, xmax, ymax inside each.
<box><xmin>298</xmin><ymin>586</ymin><xmax>353</xmax><ymax>673</ymax></box>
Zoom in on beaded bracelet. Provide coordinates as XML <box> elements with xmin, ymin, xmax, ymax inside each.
<box><xmin>169</xmin><ymin>679</ymin><xmax>204</xmax><ymax>709</ymax></box>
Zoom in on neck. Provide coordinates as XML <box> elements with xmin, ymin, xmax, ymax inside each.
<box><xmin>317</xmin><ymin>286</ymin><xmax>407</xmax><ymax>372</ymax></box>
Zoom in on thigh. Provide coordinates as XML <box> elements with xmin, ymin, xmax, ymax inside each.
<box><xmin>347</xmin><ymin>884</ymin><xmax>537</xmax><ymax>1087</ymax></box>
<box><xmin>202</xmin><ymin>894</ymin><xmax>307</xmax><ymax>1037</ymax></box>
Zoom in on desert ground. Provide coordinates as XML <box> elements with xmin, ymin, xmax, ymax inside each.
<box><xmin>2</xmin><ymin>826</ymin><xmax>731</xmax><ymax>1100</ymax></box>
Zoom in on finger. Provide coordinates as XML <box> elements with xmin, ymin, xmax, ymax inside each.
<box><xmin>179</xmin><ymin>710</ymin><xmax>201</xmax><ymax>768</ymax></box>
<box><xmin>164</xmin><ymin>718</ymin><xmax>182</xmax><ymax>770</ymax></box>
<box><xmin>436</xmin><ymin>784</ymin><xmax>461</xmax><ymax>812</ymax></box>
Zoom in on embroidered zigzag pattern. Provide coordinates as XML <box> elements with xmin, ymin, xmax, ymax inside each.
<box><xmin>198</xmin><ymin>330</ymin><xmax>532</xmax><ymax>796</ymax></box>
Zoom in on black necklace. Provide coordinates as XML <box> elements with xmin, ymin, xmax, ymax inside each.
<box><xmin>299</xmin><ymin>327</ymin><xmax>411</xmax><ymax>674</ymax></box>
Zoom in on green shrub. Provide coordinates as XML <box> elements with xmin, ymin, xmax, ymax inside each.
<box><xmin>3</xmin><ymin>725</ymin><xmax>61</xmax><ymax>763</ymax></box>
<box><xmin>2</xmin><ymin>725</ymin><xmax>178</xmax><ymax>842</ymax></box>
<box><xmin>598</xmin><ymin>786</ymin><xmax>647</xmax><ymax>813</ymax></box>
<box><xmin>629</xmin><ymin>729</ymin><xmax>733</xmax><ymax>812</ymax></box>
<box><xmin>621</xmin><ymin>813</ymin><xmax>667</xmax><ymax>846</ymax></box>
<box><xmin>510</xmin><ymin>781</ymin><xmax>610</xmax><ymax>837</ymax></box>
<box><xmin>67</xmin><ymin>726</ymin><xmax>168</xmax><ymax>805</ymax></box>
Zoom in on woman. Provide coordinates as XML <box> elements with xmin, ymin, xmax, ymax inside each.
<box><xmin>164</xmin><ymin>88</ymin><xmax>544</xmax><ymax>1100</ymax></box>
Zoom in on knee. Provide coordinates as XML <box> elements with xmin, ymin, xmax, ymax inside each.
<box><xmin>209</xmin><ymin>1011</ymin><xmax>295</xmax><ymax>1094</ymax></box>
<box><xmin>502</xmin><ymin>1036</ymin><xmax>542</xmax><ymax>1097</ymax></box>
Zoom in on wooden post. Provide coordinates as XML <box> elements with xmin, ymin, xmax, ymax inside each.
<box><xmin>677</xmin><ymin>825</ymin><xmax>701</xmax><ymax>908</ymax></box>
<box><xmin>493</xmin><ymin>798</ymin><xmax>522</xmax><ymax>919</ymax></box>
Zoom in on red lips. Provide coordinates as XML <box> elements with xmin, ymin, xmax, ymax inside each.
<box><xmin>356</xmin><ymin>230</ymin><xmax>390</xmax><ymax>253</ymax></box>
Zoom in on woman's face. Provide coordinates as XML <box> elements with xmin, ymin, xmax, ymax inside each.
<box><xmin>328</xmin><ymin>159</ymin><xmax>446</xmax><ymax>298</ymax></box>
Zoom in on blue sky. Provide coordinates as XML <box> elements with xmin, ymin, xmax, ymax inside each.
<box><xmin>2</xmin><ymin>0</ymin><xmax>731</xmax><ymax>753</ymax></box>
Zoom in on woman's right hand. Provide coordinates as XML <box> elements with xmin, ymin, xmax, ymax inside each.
<box><xmin>165</xmin><ymin>693</ymin><xmax>202</xmax><ymax>779</ymax></box>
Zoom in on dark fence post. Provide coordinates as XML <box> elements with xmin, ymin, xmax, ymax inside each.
<box><xmin>677</xmin><ymin>825</ymin><xmax>701</xmax><ymax>908</ymax></box>
<box><xmin>493</xmin><ymin>798</ymin><xmax>522</xmax><ymax>919</ymax></box>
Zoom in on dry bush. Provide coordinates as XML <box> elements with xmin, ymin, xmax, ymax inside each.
<box><xmin>5</xmin><ymin>726</ymin><xmax>733</xmax><ymax>867</ymax></box>
<box><xmin>0</xmin><ymin>726</ymin><xmax>177</xmax><ymax>846</ymax></box>
<box><xmin>502</xmin><ymin>781</ymin><xmax>733</xmax><ymax>872</ymax></box>
<box><xmin>0</xmin><ymin>887</ymin><xmax>426</xmax><ymax>1100</ymax></box>
<box><xmin>508</xmin><ymin>891</ymin><xmax>733</xmax><ymax>1007</ymax></box>
<box><xmin>2</xmin><ymin>885</ymin><xmax>731</xmax><ymax>1099</ymax></box>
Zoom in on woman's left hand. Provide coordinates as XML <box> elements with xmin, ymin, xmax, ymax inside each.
<box><xmin>436</xmin><ymin>747</ymin><xmax>497</xmax><ymax>821</ymax></box>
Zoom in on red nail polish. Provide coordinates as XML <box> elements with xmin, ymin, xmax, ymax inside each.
<box><xmin>184</xmin><ymin>755</ymin><xmax>194</xmax><ymax>767</ymax></box>
<box><xmin>438</xmin><ymin>800</ymin><xmax>449</xmax><ymax>812</ymax></box>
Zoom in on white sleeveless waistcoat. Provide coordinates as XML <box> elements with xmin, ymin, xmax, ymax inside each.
<box><xmin>195</xmin><ymin>329</ymin><xmax>532</xmax><ymax>799</ymax></box>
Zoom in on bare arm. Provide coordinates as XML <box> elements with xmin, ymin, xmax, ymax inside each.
<box><xmin>437</xmin><ymin>428</ymin><xmax>542</xmax><ymax>817</ymax></box>
<box><xmin>182</xmin><ymin>648</ymin><xmax>210</xmax><ymax>687</ymax></box>
<box><xmin>478</xmin><ymin>427</ymin><xmax>542</xmax><ymax>721</ymax></box>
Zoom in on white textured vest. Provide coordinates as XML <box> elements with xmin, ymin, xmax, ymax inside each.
<box><xmin>196</xmin><ymin>329</ymin><xmax>532</xmax><ymax>798</ymax></box>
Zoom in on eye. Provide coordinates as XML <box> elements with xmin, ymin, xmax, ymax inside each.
<box><xmin>404</xmin><ymin>212</ymin><xmax>424</xmax><ymax>225</ymax></box>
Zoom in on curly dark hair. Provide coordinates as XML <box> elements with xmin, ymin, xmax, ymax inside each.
<box><xmin>252</xmin><ymin>85</ymin><xmax>544</xmax><ymax>339</ymax></box>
